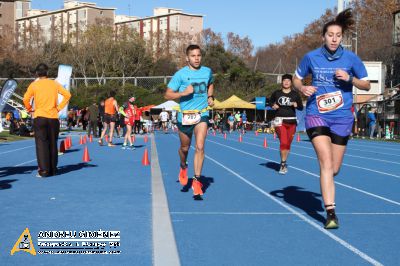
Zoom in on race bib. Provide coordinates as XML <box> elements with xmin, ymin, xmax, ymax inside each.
<box><xmin>316</xmin><ymin>91</ymin><xmax>344</xmax><ymax>113</ymax></box>
<box><xmin>182</xmin><ymin>111</ymin><xmax>201</xmax><ymax>126</ymax></box>
<box><xmin>272</xmin><ymin>117</ymin><xmax>283</xmax><ymax>128</ymax></box>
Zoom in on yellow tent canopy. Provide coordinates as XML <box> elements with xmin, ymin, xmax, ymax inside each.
<box><xmin>211</xmin><ymin>99</ymin><xmax>222</xmax><ymax>109</ymax></box>
<box><xmin>213</xmin><ymin>95</ymin><xmax>255</xmax><ymax>109</ymax></box>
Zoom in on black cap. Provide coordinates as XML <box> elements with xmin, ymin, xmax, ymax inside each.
<box><xmin>282</xmin><ymin>74</ymin><xmax>292</xmax><ymax>81</ymax></box>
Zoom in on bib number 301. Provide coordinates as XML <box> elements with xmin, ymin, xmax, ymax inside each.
<box><xmin>182</xmin><ymin>112</ymin><xmax>201</xmax><ymax>125</ymax></box>
<box><xmin>316</xmin><ymin>91</ymin><xmax>344</xmax><ymax>113</ymax></box>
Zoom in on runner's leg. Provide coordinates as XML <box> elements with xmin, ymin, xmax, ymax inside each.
<box><xmin>193</xmin><ymin>122</ymin><xmax>208</xmax><ymax>176</ymax></box>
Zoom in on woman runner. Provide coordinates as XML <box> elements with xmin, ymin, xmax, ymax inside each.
<box><xmin>270</xmin><ymin>74</ymin><xmax>303</xmax><ymax>174</ymax></box>
<box><xmin>293</xmin><ymin>9</ymin><xmax>370</xmax><ymax>229</ymax></box>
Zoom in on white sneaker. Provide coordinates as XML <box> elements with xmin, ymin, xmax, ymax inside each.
<box><xmin>279</xmin><ymin>164</ymin><xmax>288</xmax><ymax>175</ymax></box>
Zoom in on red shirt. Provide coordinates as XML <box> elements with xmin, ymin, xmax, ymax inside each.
<box><xmin>134</xmin><ymin>108</ymin><xmax>142</xmax><ymax>121</ymax></box>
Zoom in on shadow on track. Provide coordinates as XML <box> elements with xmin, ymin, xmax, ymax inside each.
<box><xmin>270</xmin><ymin>186</ymin><xmax>325</xmax><ymax>223</ymax></box>
<box><xmin>0</xmin><ymin>165</ymin><xmax>37</xmax><ymax>178</ymax></box>
<box><xmin>0</xmin><ymin>179</ymin><xmax>18</xmax><ymax>190</ymax></box>
<box><xmin>56</xmin><ymin>163</ymin><xmax>98</xmax><ymax>175</ymax></box>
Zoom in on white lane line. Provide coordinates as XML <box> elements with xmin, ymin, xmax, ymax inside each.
<box><xmin>15</xmin><ymin>159</ymin><xmax>37</xmax><ymax>167</ymax></box>
<box><xmin>245</xmin><ymin>135</ymin><xmax>400</xmax><ymax>165</ymax></box>
<box><xmin>171</xmin><ymin>212</ymin><xmax>400</xmax><ymax>216</ymax></box>
<box><xmin>204</xmin><ymin>151</ymin><xmax>383</xmax><ymax>266</ymax></box>
<box><xmin>207</xmin><ymin>139</ymin><xmax>400</xmax><ymax>207</ymax></box>
<box><xmin>228</xmin><ymin>136</ymin><xmax>400</xmax><ymax>179</ymax></box>
<box><xmin>257</xmin><ymin>136</ymin><xmax>400</xmax><ymax>157</ymax></box>
<box><xmin>0</xmin><ymin>145</ymin><xmax>35</xmax><ymax>155</ymax></box>
<box><xmin>348</xmin><ymin>142</ymin><xmax>400</xmax><ymax>151</ymax></box>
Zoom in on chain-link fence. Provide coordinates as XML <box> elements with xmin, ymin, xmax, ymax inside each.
<box><xmin>70</xmin><ymin>76</ymin><xmax>172</xmax><ymax>91</ymax></box>
<box><xmin>0</xmin><ymin>76</ymin><xmax>172</xmax><ymax>95</ymax></box>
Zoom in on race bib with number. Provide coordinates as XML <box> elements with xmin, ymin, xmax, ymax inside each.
<box><xmin>182</xmin><ymin>111</ymin><xmax>201</xmax><ymax>126</ymax></box>
<box><xmin>316</xmin><ymin>91</ymin><xmax>344</xmax><ymax>113</ymax></box>
<box><xmin>272</xmin><ymin>117</ymin><xmax>283</xmax><ymax>127</ymax></box>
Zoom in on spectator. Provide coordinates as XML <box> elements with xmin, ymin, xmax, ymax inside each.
<box><xmin>159</xmin><ymin>108</ymin><xmax>169</xmax><ymax>133</ymax></box>
<box><xmin>23</xmin><ymin>63</ymin><xmax>71</xmax><ymax>177</ymax></box>
<box><xmin>87</xmin><ymin>102</ymin><xmax>99</xmax><ymax>137</ymax></box>
<box><xmin>368</xmin><ymin>107</ymin><xmax>377</xmax><ymax>139</ymax></box>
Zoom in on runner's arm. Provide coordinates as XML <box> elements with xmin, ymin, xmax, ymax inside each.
<box><xmin>207</xmin><ymin>83</ymin><xmax>214</xmax><ymax>107</ymax></box>
<box><xmin>113</xmin><ymin>100</ymin><xmax>119</xmax><ymax>113</ymax></box>
<box><xmin>165</xmin><ymin>85</ymin><xmax>194</xmax><ymax>100</ymax></box>
<box><xmin>293</xmin><ymin>76</ymin><xmax>316</xmax><ymax>97</ymax></box>
<box><xmin>335</xmin><ymin>69</ymin><xmax>370</xmax><ymax>91</ymax></box>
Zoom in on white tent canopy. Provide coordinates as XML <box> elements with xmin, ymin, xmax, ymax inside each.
<box><xmin>151</xmin><ymin>100</ymin><xmax>179</xmax><ymax>111</ymax></box>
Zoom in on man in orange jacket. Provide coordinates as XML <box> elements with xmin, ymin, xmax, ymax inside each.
<box><xmin>23</xmin><ymin>63</ymin><xmax>71</xmax><ymax>178</ymax></box>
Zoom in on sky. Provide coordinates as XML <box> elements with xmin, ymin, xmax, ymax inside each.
<box><xmin>31</xmin><ymin>0</ymin><xmax>338</xmax><ymax>50</ymax></box>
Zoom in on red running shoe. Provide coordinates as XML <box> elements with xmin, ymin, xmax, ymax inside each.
<box><xmin>192</xmin><ymin>178</ymin><xmax>203</xmax><ymax>196</ymax></box>
<box><xmin>178</xmin><ymin>167</ymin><xmax>188</xmax><ymax>186</ymax></box>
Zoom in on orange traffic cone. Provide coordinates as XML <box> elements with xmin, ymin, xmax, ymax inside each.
<box><xmin>89</xmin><ymin>135</ymin><xmax>93</xmax><ymax>143</ymax></box>
<box><xmin>144</xmin><ymin>135</ymin><xmax>148</xmax><ymax>143</ymax></box>
<box><xmin>105</xmin><ymin>135</ymin><xmax>109</xmax><ymax>142</ymax></box>
<box><xmin>263</xmin><ymin>137</ymin><xmax>268</xmax><ymax>148</ymax></box>
<box><xmin>239</xmin><ymin>134</ymin><xmax>242</xmax><ymax>142</ymax></box>
<box><xmin>273</xmin><ymin>132</ymin><xmax>276</xmax><ymax>140</ymax></box>
<box><xmin>131</xmin><ymin>135</ymin><xmax>135</xmax><ymax>143</ymax></box>
<box><xmin>142</xmin><ymin>148</ymin><xmax>150</xmax><ymax>166</ymax></box>
<box><xmin>59</xmin><ymin>140</ymin><xmax>65</xmax><ymax>154</ymax></box>
<box><xmin>297</xmin><ymin>133</ymin><xmax>301</xmax><ymax>142</ymax></box>
<box><xmin>84</xmin><ymin>135</ymin><xmax>87</xmax><ymax>144</ymax></box>
<box><xmin>224</xmin><ymin>133</ymin><xmax>227</xmax><ymax>139</ymax></box>
<box><xmin>82</xmin><ymin>146</ymin><xmax>91</xmax><ymax>162</ymax></box>
<box><xmin>64</xmin><ymin>139</ymin><xmax>69</xmax><ymax>150</ymax></box>
<box><xmin>79</xmin><ymin>135</ymin><xmax>83</xmax><ymax>145</ymax></box>
<box><xmin>66</xmin><ymin>137</ymin><xmax>70</xmax><ymax>149</ymax></box>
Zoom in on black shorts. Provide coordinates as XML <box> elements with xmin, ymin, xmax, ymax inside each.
<box><xmin>104</xmin><ymin>114</ymin><xmax>117</xmax><ymax>124</ymax></box>
<box><xmin>306</xmin><ymin>126</ymin><xmax>350</xmax><ymax>146</ymax></box>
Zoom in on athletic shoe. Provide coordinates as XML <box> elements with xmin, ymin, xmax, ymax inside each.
<box><xmin>122</xmin><ymin>143</ymin><xmax>127</xmax><ymax>149</ymax></box>
<box><xmin>279</xmin><ymin>164</ymin><xmax>288</xmax><ymax>175</ymax></box>
<box><xmin>178</xmin><ymin>167</ymin><xmax>188</xmax><ymax>186</ymax></box>
<box><xmin>108</xmin><ymin>143</ymin><xmax>116</xmax><ymax>147</ymax></box>
<box><xmin>98</xmin><ymin>139</ymin><xmax>103</xmax><ymax>146</ymax></box>
<box><xmin>192</xmin><ymin>178</ymin><xmax>203</xmax><ymax>196</ymax></box>
<box><xmin>130</xmin><ymin>144</ymin><xmax>136</xmax><ymax>150</ymax></box>
<box><xmin>36</xmin><ymin>170</ymin><xmax>49</xmax><ymax>178</ymax></box>
<box><xmin>324</xmin><ymin>212</ymin><xmax>339</xmax><ymax>229</ymax></box>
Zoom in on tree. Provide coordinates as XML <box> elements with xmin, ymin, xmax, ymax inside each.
<box><xmin>226</xmin><ymin>32</ymin><xmax>254</xmax><ymax>64</ymax></box>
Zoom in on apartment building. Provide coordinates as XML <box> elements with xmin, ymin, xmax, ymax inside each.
<box><xmin>15</xmin><ymin>1</ymin><xmax>115</xmax><ymax>46</ymax></box>
<box><xmin>0</xmin><ymin>0</ymin><xmax>30</xmax><ymax>33</ymax></box>
<box><xmin>115</xmin><ymin>7</ymin><xmax>203</xmax><ymax>52</ymax></box>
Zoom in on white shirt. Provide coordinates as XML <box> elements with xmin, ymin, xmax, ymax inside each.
<box><xmin>159</xmin><ymin>111</ymin><xmax>169</xmax><ymax>122</ymax></box>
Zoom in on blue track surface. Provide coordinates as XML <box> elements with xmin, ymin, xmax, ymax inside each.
<box><xmin>1</xmin><ymin>131</ymin><xmax>399</xmax><ymax>265</ymax></box>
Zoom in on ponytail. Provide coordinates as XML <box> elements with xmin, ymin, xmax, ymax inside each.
<box><xmin>322</xmin><ymin>8</ymin><xmax>354</xmax><ymax>35</ymax></box>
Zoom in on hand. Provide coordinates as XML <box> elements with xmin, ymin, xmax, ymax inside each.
<box><xmin>272</xmin><ymin>103</ymin><xmax>279</xmax><ymax>110</ymax></box>
<box><xmin>300</xmin><ymin>86</ymin><xmax>317</xmax><ymax>97</ymax></box>
<box><xmin>180</xmin><ymin>84</ymin><xmax>194</xmax><ymax>97</ymax></box>
<box><xmin>208</xmin><ymin>97</ymin><xmax>214</xmax><ymax>107</ymax></box>
<box><xmin>291</xmin><ymin>102</ymin><xmax>297</xmax><ymax>108</ymax></box>
<box><xmin>335</xmin><ymin>69</ymin><xmax>350</xmax><ymax>82</ymax></box>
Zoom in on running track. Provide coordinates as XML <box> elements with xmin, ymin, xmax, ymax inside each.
<box><xmin>0</xmin><ymin>131</ymin><xmax>399</xmax><ymax>265</ymax></box>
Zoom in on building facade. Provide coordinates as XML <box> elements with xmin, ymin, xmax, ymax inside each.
<box><xmin>115</xmin><ymin>7</ymin><xmax>203</xmax><ymax>54</ymax></box>
<box><xmin>15</xmin><ymin>1</ymin><xmax>115</xmax><ymax>46</ymax></box>
<box><xmin>0</xmin><ymin>0</ymin><xmax>30</xmax><ymax>33</ymax></box>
